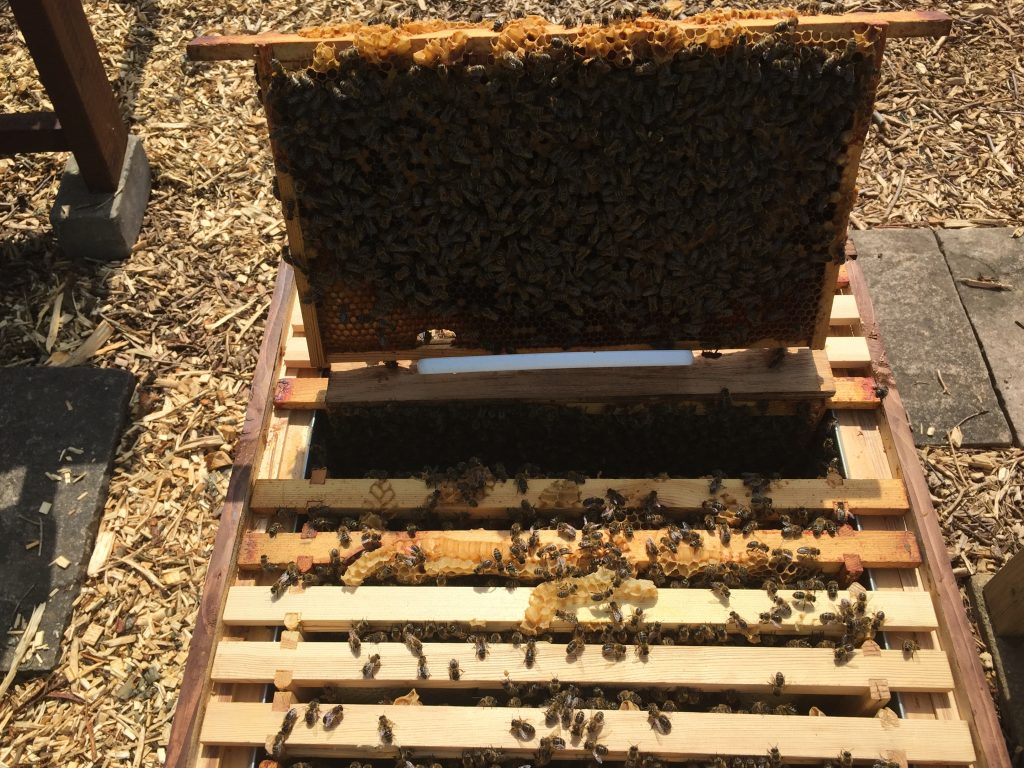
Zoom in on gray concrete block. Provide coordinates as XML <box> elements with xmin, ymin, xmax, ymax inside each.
<box><xmin>852</xmin><ymin>229</ymin><xmax>1011</xmax><ymax>447</ymax></box>
<box><xmin>967</xmin><ymin>573</ymin><xmax>1024</xmax><ymax>749</ymax></box>
<box><xmin>0</xmin><ymin>367</ymin><xmax>135</xmax><ymax>673</ymax></box>
<box><xmin>49</xmin><ymin>134</ymin><xmax>150</xmax><ymax>261</ymax></box>
<box><xmin>937</xmin><ymin>228</ymin><xmax>1024</xmax><ymax>445</ymax></box>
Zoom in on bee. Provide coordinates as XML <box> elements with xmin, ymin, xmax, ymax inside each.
<box><xmin>267</xmin><ymin>522</ymin><xmax>282</xmax><ymax>537</ymax></box>
<box><xmin>710</xmin><ymin>581</ymin><xmax>730</xmax><ymax>601</ymax></box>
<box><xmin>473</xmin><ymin>559</ymin><xmax>493</xmax><ymax>574</ymax></box>
<box><xmin>362</xmin><ymin>654</ymin><xmax>381</xmax><ymax>678</ymax></box>
<box><xmin>764</xmin><ymin>579</ymin><xmax>779</xmax><ymax>598</ymax></box>
<box><xmin>477</xmin><ymin>696</ymin><xmax>498</xmax><ymax>707</ymax></box>
<box><xmin>323</xmin><ymin>704</ymin><xmax>344</xmax><ymax>729</ymax></box>
<box><xmin>769</xmin><ymin>672</ymin><xmax>785</xmax><ymax>696</ymax></box>
<box><xmin>636</xmin><ymin>631</ymin><xmax>650</xmax><ymax>658</ymax></box>
<box><xmin>524</xmin><ymin>638</ymin><xmax>537</xmax><ymax>667</ymax></box>
<box><xmin>768</xmin><ymin>746</ymin><xmax>782</xmax><ymax>767</ymax></box>
<box><xmin>571</xmin><ymin>710</ymin><xmax>586</xmax><ymax>739</ymax></box>
<box><xmin>835</xmin><ymin>507</ymin><xmax>856</xmax><ymax>526</ymax></box>
<box><xmin>792</xmin><ymin>590</ymin><xmax>816</xmax><ymax>608</ymax></box>
<box><xmin>378</xmin><ymin>714</ymin><xmax>394</xmax><ymax>744</ymax></box>
<box><xmin>827</xmin><ymin>580</ymin><xmax>839</xmax><ymax>600</ymax></box>
<box><xmin>556</xmin><ymin>582</ymin><xmax>578</xmax><ymax>599</ymax></box>
<box><xmin>528</xmin><ymin>527</ymin><xmax>540</xmax><ymax>550</ymax></box>
<box><xmin>771</xmin><ymin>547</ymin><xmax>793</xmax><ymax>563</ymax></box>
<box><xmin>473</xmin><ymin>634</ymin><xmax>488</xmax><ymax>660</ymax></box>
<box><xmin>511</xmin><ymin>718</ymin><xmax>536</xmax><ymax>740</ymax></box>
<box><xmin>647</xmin><ymin>704</ymin><xmax>672</xmax><ymax>734</ymax></box>
<box><xmin>834</xmin><ymin>645</ymin><xmax>854</xmax><ymax>664</ymax></box>
<box><xmin>719</xmin><ymin>524</ymin><xmax>732</xmax><ymax>546</ymax></box>
<box><xmin>260</xmin><ymin>554</ymin><xmax>274</xmax><ymax>572</ymax></box>
<box><xmin>404</xmin><ymin>631</ymin><xmax>423</xmax><ymax>656</ymax></box>
<box><xmin>873</xmin><ymin>759</ymin><xmax>900</xmax><ymax>768</ymax></box>
<box><xmin>566</xmin><ymin>637</ymin><xmax>584</xmax><ymax>659</ymax></box>
<box><xmin>797</xmin><ymin>546</ymin><xmax>822</xmax><ymax>558</ymax></box>
<box><xmin>602</xmin><ymin>642</ymin><xmax>627</xmax><ymax>660</ymax></box>
<box><xmin>626</xmin><ymin>745</ymin><xmax>641</xmax><ymax>768</ymax></box>
<box><xmin>839</xmin><ymin>750</ymin><xmax>854</xmax><ymax>768</ymax></box>
<box><xmin>855</xmin><ymin>592</ymin><xmax>868</xmax><ymax>614</ymax></box>
<box><xmin>515</xmin><ymin>472</ymin><xmax>529</xmax><ymax>494</ymax></box>
<box><xmin>305</xmin><ymin>698</ymin><xmax>320</xmax><ymax>726</ymax></box>
<box><xmin>586</xmin><ymin>740</ymin><xmax>610</xmax><ymax>763</ymax></box>
<box><xmin>416</xmin><ymin>655</ymin><xmax>429</xmax><ymax>679</ymax></box>
<box><xmin>903</xmin><ymin>639</ymin><xmax>920</xmax><ymax>657</ymax></box>
<box><xmin>608</xmin><ymin>601</ymin><xmax>624</xmax><ymax>625</ymax></box>
<box><xmin>585</xmin><ymin>711</ymin><xmax>605</xmax><ymax>737</ymax></box>
<box><xmin>555</xmin><ymin>609</ymin><xmax>579</xmax><ymax>626</ymax></box>
<box><xmin>688</xmin><ymin>531</ymin><xmax>703</xmax><ymax>549</ymax></box>
<box><xmin>448</xmin><ymin>658</ymin><xmax>462</xmax><ymax>680</ymax></box>
<box><xmin>819</xmin><ymin>612</ymin><xmax>838</xmax><ymax>624</ymax></box>
<box><xmin>280</xmin><ymin>707</ymin><xmax>298</xmax><ymax>737</ymax></box>
<box><xmin>270</xmin><ymin>733</ymin><xmax>285</xmax><ymax>758</ymax></box>
<box><xmin>607</xmin><ymin>488</ymin><xmax>626</xmax><ymax>506</ymax></box>
<box><xmin>557</xmin><ymin>522</ymin><xmax>577</xmax><ymax>540</ymax></box>
<box><xmin>742</xmin><ymin>520</ymin><xmax>758</xmax><ymax>536</ymax></box>
<box><xmin>645</xmin><ymin>538</ymin><xmax>658</xmax><ymax>558</ymax></box>
<box><xmin>727</xmin><ymin>611</ymin><xmax>748</xmax><ymax>631</ymax></box>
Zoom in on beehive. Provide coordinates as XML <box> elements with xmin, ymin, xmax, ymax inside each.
<box><xmin>167</xmin><ymin>11</ymin><xmax>1009</xmax><ymax>768</ymax></box>
<box><xmin>259</xmin><ymin>15</ymin><xmax>883</xmax><ymax>359</ymax></box>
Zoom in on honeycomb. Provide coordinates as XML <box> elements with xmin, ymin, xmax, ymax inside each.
<box><xmin>262</xmin><ymin>15</ymin><xmax>882</xmax><ymax>354</ymax></box>
<box><xmin>320</xmin><ymin>400</ymin><xmax>834</xmax><ymax>479</ymax></box>
<box><xmin>523</xmin><ymin>567</ymin><xmax>657</xmax><ymax>632</ymax></box>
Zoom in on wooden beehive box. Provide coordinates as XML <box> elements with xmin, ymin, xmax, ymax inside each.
<box><xmin>168</xmin><ymin>11</ymin><xmax>1010</xmax><ymax>768</ymax></box>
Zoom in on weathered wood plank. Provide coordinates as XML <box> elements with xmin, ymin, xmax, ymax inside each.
<box><xmin>238</xmin><ymin>527</ymin><xmax>921</xmax><ymax>573</ymax></box>
<box><xmin>250</xmin><ymin>477</ymin><xmax>910</xmax><ymax>516</ymax></box>
<box><xmin>212</xmin><ymin>641</ymin><xmax>954</xmax><ymax>693</ymax></box>
<box><xmin>186</xmin><ymin>11</ymin><xmax>953</xmax><ymax>62</ymax></box>
<box><xmin>222</xmin><ymin>586</ymin><xmax>938</xmax><ymax>633</ymax></box>
<box><xmin>322</xmin><ymin>349</ymin><xmax>835</xmax><ymax>406</ymax></box>
<box><xmin>199</xmin><ymin>703</ymin><xmax>976</xmax><ymax>763</ymax></box>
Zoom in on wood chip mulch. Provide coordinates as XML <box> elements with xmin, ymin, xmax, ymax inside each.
<box><xmin>0</xmin><ymin>0</ymin><xmax>1020</xmax><ymax>764</ymax></box>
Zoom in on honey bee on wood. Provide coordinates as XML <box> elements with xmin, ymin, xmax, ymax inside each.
<box><xmin>322</xmin><ymin>704</ymin><xmax>344</xmax><ymax>729</ymax></box>
<box><xmin>903</xmin><ymin>639</ymin><xmax>920</xmax><ymax>657</ymax></box>
<box><xmin>524</xmin><ymin>638</ymin><xmax>537</xmax><ymax>667</ymax></box>
<box><xmin>586</xmin><ymin>740</ymin><xmax>610</xmax><ymax>763</ymax></box>
<box><xmin>608</xmin><ymin>601</ymin><xmax>624</xmax><ymax>625</ymax></box>
<box><xmin>566</xmin><ymin>636</ymin><xmax>584</xmax><ymax>659</ymax></box>
<box><xmin>570</xmin><ymin>710</ymin><xmax>586</xmax><ymax>739</ymax></box>
<box><xmin>417</xmin><ymin>655</ymin><xmax>429</xmax><ymax>679</ymax></box>
<box><xmin>834</xmin><ymin>644</ymin><xmax>854</xmax><ymax>664</ymax></box>
<box><xmin>827</xmin><ymin>580</ymin><xmax>840</xmax><ymax>600</ymax></box>
<box><xmin>797</xmin><ymin>546</ymin><xmax>822</xmax><ymax>558</ymax></box>
<box><xmin>280</xmin><ymin>707</ymin><xmax>298</xmax><ymax>737</ymax></box>
<box><xmin>557</xmin><ymin>522</ymin><xmax>577</xmax><ymax>540</ymax></box>
<box><xmin>378</xmin><ymin>714</ymin><xmax>394</xmax><ymax>744</ymax></box>
<box><xmin>591</xmin><ymin>588</ymin><xmax>614</xmax><ymax>602</ymax></box>
<box><xmin>768</xmin><ymin>746</ymin><xmax>782</xmax><ymax>767</ymax></box>
<box><xmin>404</xmin><ymin>630</ymin><xmax>422</xmax><ymax>656</ymax></box>
<box><xmin>511</xmin><ymin>718</ymin><xmax>536</xmax><ymax>740</ymax></box>
<box><xmin>838</xmin><ymin>750</ymin><xmax>854</xmax><ymax>768</ymax></box>
<box><xmin>647</xmin><ymin>704</ymin><xmax>672</xmax><ymax>734</ymax></box>
<box><xmin>710</xmin><ymin>581</ymin><xmax>730</xmax><ymax>601</ymax></box>
<box><xmin>602</xmin><ymin>642</ymin><xmax>627</xmax><ymax>660</ymax></box>
<box><xmin>555</xmin><ymin>609</ymin><xmax>579</xmax><ymax>626</ymax></box>
<box><xmin>727</xmin><ymin>611</ymin><xmax>748</xmax><ymax>631</ymax></box>
<box><xmin>472</xmin><ymin>634</ymin><xmax>488</xmax><ymax>660</ymax></box>
<box><xmin>305</xmin><ymin>698</ymin><xmax>320</xmax><ymax>726</ymax></box>
<box><xmin>448</xmin><ymin>658</ymin><xmax>462</xmax><ymax>680</ymax></box>
<box><xmin>769</xmin><ymin>671</ymin><xmax>785</xmax><ymax>696</ymax></box>
<box><xmin>362</xmin><ymin>654</ymin><xmax>381</xmax><ymax>678</ymax></box>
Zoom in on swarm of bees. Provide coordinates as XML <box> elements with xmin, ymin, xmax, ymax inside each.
<box><xmin>264</xmin><ymin>15</ymin><xmax>880</xmax><ymax>357</ymax></box>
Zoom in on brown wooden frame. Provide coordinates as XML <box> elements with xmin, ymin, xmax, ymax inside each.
<box><xmin>4</xmin><ymin>0</ymin><xmax>129</xmax><ymax>192</ymax></box>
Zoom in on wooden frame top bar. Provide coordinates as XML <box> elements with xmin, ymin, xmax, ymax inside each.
<box><xmin>186</xmin><ymin>11</ymin><xmax>952</xmax><ymax>62</ymax></box>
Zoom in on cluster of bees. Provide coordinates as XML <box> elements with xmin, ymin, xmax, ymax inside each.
<box><xmin>322</xmin><ymin>401</ymin><xmax>835</xmax><ymax>480</ymax></box>
<box><xmin>263</xmin><ymin>14</ymin><xmax>880</xmax><ymax>354</ymax></box>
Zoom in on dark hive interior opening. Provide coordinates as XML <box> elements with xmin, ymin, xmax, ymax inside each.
<box><xmin>263</xmin><ymin>16</ymin><xmax>882</xmax><ymax>354</ymax></box>
<box><xmin>314</xmin><ymin>401</ymin><xmax>838</xmax><ymax>479</ymax></box>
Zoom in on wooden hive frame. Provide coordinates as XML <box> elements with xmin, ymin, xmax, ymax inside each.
<box><xmin>168</xmin><ymin>11</ymin><xmax>1010</xmax><ymax>768</ymax></box>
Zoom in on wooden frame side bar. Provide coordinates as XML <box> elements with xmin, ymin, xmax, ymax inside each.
<box><xmin>165</xmin><ymin>265</ymin><xmax>296</xmax><ymax>768</ymax></box>
<box><xmin>9</xmin><ymin>0</ymin><xmax>128</xmax><ymax>192</ymax></box>
<box><xmin>186</xmin><ymin>11</ymin><xmax>952</xmax><ymax>62</ymax></box>
<box><xmin>847</xmin><ymin>260</ymin><xmax>1011</xmax><ymax>768</ymax></box>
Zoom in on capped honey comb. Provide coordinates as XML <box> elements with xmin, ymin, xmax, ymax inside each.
<box><xmin>263</xmin><ymin>15</ymin><xmax>882</xmax><ymax>354</ymax></box>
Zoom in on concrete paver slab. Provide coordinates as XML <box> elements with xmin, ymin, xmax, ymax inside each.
<box><xmin>852</xmin><ymin>229</ymin><xmax>1012</xmax><ymax>446</ymax></box>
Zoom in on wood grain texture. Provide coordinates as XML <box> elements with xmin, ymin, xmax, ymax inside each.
<box><xmin>825</xmin><ymin>335</ymin><xmax>872</xmax><ymax>368</ymax></box>
<box><xmin>165</xmin><ymin>266</ymin><xmax>296</xmax><ymax>768</ymax></box>
<box><xmin>212</xmin><ymin>641</ymin><xmax>954</xmax><ymax>693</ymax></box>
<box><xmin>9</xmin><ymin>0</ymin><xmax>128</xmax><ymax>191</ymax></box>
<box><xmin>199</xmin><ymin>702</ymin><xmax>975</xmax><ymax>763</ymax></box>
<box><xmin>847</xmin><ymin>260</ymin><xmax>1011</xmax><ymax>768</ymax></box>
<box><xmin>186</xmin><ymin>11</ymin><xmax>952</xmax><ymax>62</ymax></box>
<box><xmin>222</xmin><ymin>585</ymin><xmax>938</xmax><ymax>633</ymax></box>
<box><xmin>250</xmin><ymin>477</ymin><xmax>909</xmax><ymax>515</ymax></box>
<box><xmin>323</xmin><ymin>349</ymin><xmax>834</xmax><ymax>405</ymax></box>
<box><xmin>238</xmin><ymin>527</ymin><xmax>921</xmax><ymax>572</ymax></box>
<box><xmin>830</xmin><ymin>294</ymin><xmax>862</xmax><ymax>326</ymax></box>
<box><xmin>830</xmin><ymin>376</ymin><xmax>881</xmax><ymax>409</ymax></box>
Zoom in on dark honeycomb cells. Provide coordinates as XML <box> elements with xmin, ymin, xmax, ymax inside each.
<box><xmin>319</xmin><ymin>400</ymin><xmax>836</xmax><ymax>479</ymax></box>
<box><xmin>264</xmin><ymin>20</ymin><xmax>880</xmax><ymax>353</ymax></box>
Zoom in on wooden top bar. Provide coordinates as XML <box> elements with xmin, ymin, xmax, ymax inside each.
<box><xmin>186</xmin><ymin>11</ymin><xmax>952</xmax><ymax>62</ymax></box>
